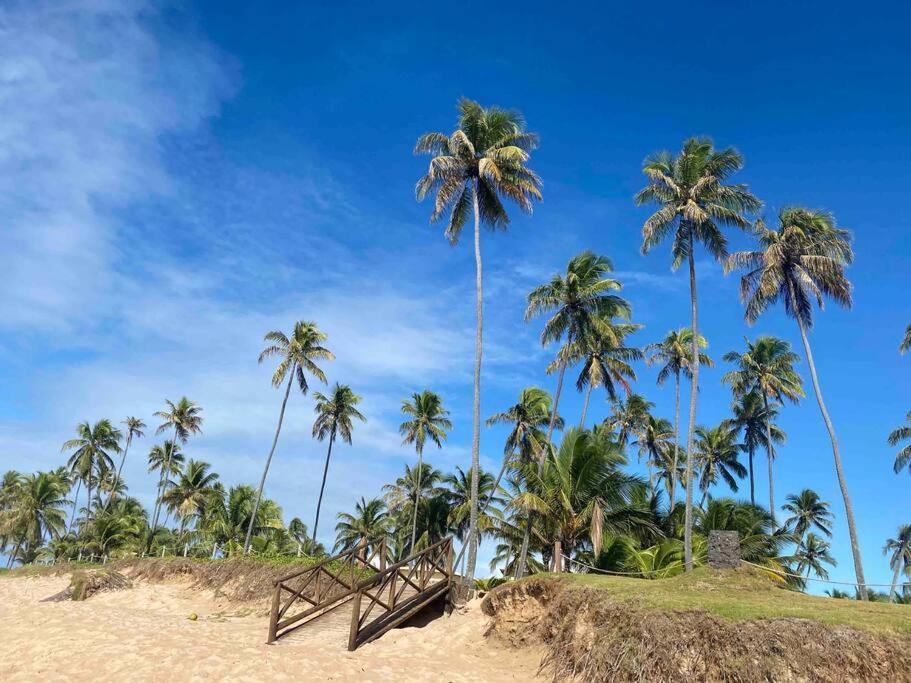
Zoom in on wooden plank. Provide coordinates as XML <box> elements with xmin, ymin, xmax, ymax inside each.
<box><xmin>350</xmin><ymin>579</ymin><xmax>450</xmax><ymax>650</ymax></box>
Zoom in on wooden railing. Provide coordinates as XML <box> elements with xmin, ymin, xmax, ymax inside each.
<box><xmin>267</xmin><ymin>537</ymin><xmax>387</xmax><ymax>643</ymax></box>
<box><xmin>347</xmin><ymin>536</ymin><xmax>453</xmax><ymax>651</ymax></box>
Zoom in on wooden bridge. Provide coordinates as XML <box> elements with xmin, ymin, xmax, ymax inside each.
<box><xmin>267</xmin><ymin>536</ymin><xmax>454</xmax><ymax>650</ymax></box>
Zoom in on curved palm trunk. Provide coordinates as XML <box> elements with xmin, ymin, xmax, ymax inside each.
<box><xmin>150</xmin><ymin>426</ymin><xmax>180</xmax><ymax>535</ymax></box>
<box><xmin>795</xmin><ymin>313</ymin><xmax>867</xmax><ymax>599</ymax></box>
<box><xmin>683</xmin><ymin>247</ymin><xmax>700</xmax><ymax>572</ymax></box>
<box><xmin>244</xmin><ymin>370</ymin><xmax>295</xmax><ymax>554</ymax></box>
<box><xmin>748</xmin><ymin>447</ymin><xmax>755</xmax><ymax>505</ymax></box>
<box><xmin>889</xmin><ymin>556</ymin><xmax>902</xmax><ymax>603</ymax></box>
<box><xmin>670</xmin><ymin>369</ymin><xmax>681</xmax><ymax>508</ymax></box>
<box><xmin>312</xmin><ymin>429</ymin><xmax>336</xmax><ymax>547</ymax></box>
<box><xmin>579</xmin><ymin>383</ymin><xmax>592</xmax><ymax>429</ymax></box>
<box><xmin>515</xmin><ymin>361</ymin><xmax>567</xmax><ymax>579</ymax></box>
<box><xmin>409</xmin><ymin>448</ymin><xmax>424</xmax><ymax>554</ymax></box>
<box><xmin>67</xmin><ymin>479</ymin><xmax>82</xmax><ymax>534</ymax></box>
<box><xmin>104</xmin><ymin>437</ymin><xmax>132</xmax><ymax>513</ymax></box>
<box><xmin>465</xmin><ymin>182</ymin><xmax>483</xmax><ymax>584</ymax></box>
<box><xmin>762</xmin><ymin>393</ymin><xmax>776</xmax><ymax>521</ymax></box>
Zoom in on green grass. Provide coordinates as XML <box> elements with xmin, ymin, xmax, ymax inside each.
<box><xmin>552</xmin><ymin>567</ymin><xmax>911</xmax><ymax>636</ymax></box>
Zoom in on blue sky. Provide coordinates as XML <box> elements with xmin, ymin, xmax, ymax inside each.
<box><xmin>1</xmin><ymin>0</ymin><xmax>909</xmax><ymax>585</ymax></box>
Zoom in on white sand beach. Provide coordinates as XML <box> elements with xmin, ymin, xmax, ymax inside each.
<box><xmin>0</xmin><ymin>574</ymin><xmax>542</xmax><ymax>682</ymax></box>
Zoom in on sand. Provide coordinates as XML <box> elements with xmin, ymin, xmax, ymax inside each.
<box><xmin>0</xmin><ymin>574</ymin><xmax>542</xmax><ymax>682</ymax></box>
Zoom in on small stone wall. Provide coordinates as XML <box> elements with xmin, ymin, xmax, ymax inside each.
<box><xmin>707</xmin><ymin>530</ymin><xmax>740</xmax><ymax>569</ymax></box>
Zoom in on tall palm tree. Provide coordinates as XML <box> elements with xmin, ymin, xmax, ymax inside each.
<box><xmin>637</xmin><ymin>136</ymin><xmax>761</xmax><ymax>571</ymax></box>
<box><xmin>245</xmin><ymin>322</ymin><xmax>333</xmax><ymax>554</ymax></box>
<box><xmin>62</xmin><ymin>420</ymin><xmax>122</xmax><ymax>530</ymax></box>
<box><xmin>883</xmin><ymin>525</ymin><xmax>911</xmax><ymax>603</ymax></box>
<box><xmin>334</xmin><ymin>497</ymin><xmax>390</xmax><ymax>555</ymax></box>
<box><xmin>1</xmin><ymin>471</ymin><xmax>68</xmax><ymax>567</ymax></box>
<box><xmin>568</xmin><ymin>321</ymin><xmax>642</xmax><ymax>428</ymax></box>
<box><xmin>150</xmin><ymin>398</ymin><xmax>203</xmax><ymax>538</ymax></box>
<box><xmin>888</xmin><ymin>412</ymin><xmax>911</xmax><ymax>475</ymax></box>
<box><xmin>633</xmin><ymin>415</ymin><xmax>675</xmax><ymax>492</ymax></box>
<box><xmin>162</xmin><ymin>459</ymin><xmax>219</xmax><ymax>538</ymax></box>
<box><xmin>103</xmin><ymin>417</ymin><xmax>145</xmax><ymax>512</ymax></box>
<box><xmin>727</xmin><ymin>206</ymin><xmax>868</xmax><ymax>598</ymax></box>
<box><xmin>782</xmin><ymin>489</ymin><xmax>833</xmax><ymax>544</ymax></box>
<box><xmin>399</xmin><ymin>390</ymin><xmax>452</xmax><ymax>553</ymax></box>
<box><xmin>693</xmin><ymin>424</ymin><xmax>747</xmax><ymax>506</ymax></box>
<box><xmin>444</xmin><ymin>466</ymin><xmax>503</xmax><ymax>547</ymax></box>
<box><xmin>722</xmin><ymin>336</ymin><xmax>804</xmax><ymax>519</ymax></box>
<box><xmin>415</xmin><ymin>98</ymin><xmax>542</xmax><ymax>582</ymax></box>
<box><xmin>795</xmin><ymin>533</ymin><xmax>837</xmax><ymax>580</ymax></box>
<box><xmin>311</xmin><ymin>383</ymin><xmax>365</xmax><ymax>546</ymax></box>
<box><xmin>604</xmin><ymin>394</ymin><xmax>654</xmax><ymax>451</ymax></box>
<box><xmin>147</xmin><ymin>440</ymin><xmax>184</xmax><ymax>530</ymax></box>
<box><xmin>645</xmin><ymin>328</ymin><xmax>713</xmax><ymax>507</ymax></box>
<box><xmin>726</xmin><ymin>391</ymin><xmax>784</xmax><ymax>507</ymax></box>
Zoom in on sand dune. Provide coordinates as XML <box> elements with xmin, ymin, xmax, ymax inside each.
<box><xmin>0</xmin><ymin>574</ymin><xmax>542</xmax><ymax>681</ymax></box>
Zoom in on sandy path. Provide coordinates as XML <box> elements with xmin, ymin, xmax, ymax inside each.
<box><xmin>0</xmin><ymin>575</ymin><xmax>542</xmax><ymax>682</ymax></box>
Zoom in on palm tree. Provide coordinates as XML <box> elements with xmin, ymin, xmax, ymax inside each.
<box><xmin>726</xmin><ymin>391</ymin><xmax>784</xmax><ymax>507</ymax></box>
<box><xmin>62</xmin><ymin>420</ymin><xmax>122</xmax><ymax>530</ymax></box>
<box><xmin>1</xmin><ymin>471</ymin><xmax>68</xmax><ymax>567</ymax></box>
<box><xmin>162</xmin><ymin>460</ymin><xmax>219</xmax><ymax>538</ymax></box>
<box><xmin>722</xmin><ymin>336</ymin><xmax>804</xmax><ymax>519</ymax></box>
<box><xmin>334</xmin><ymin>497</ymin><xmax>390</xmax><ymax>556</ymax></box>
<box><xmin>782</xmin><ymin>489</ymin><xmax>833</xmax><ymax>544</ymax></box>
<box><xmin>637</xmin><ymin>136</ymin><xmax>761</xmax><ymax>572</ymax></box>
<box><xmin>444</xmin><ymin>466</ymin><xmax>503</xmax><ymax>550</ymax></box>
<box><xmin>605</xmin><ymin>394</ymin><xmax>655</xmax><ymax>451</ymax></box>
<box><xmin>569</xmin><ymin>321</ymin><xmax>642</xmax><ymax>428</ymax></box>
<box><xmin>245</xmin><ymin>322</ymin><xmax>333</xmax><ymax>554</ymax></box>
<box><xmin>104</xmin><ymin>417</ymin><xmax>145</xmax><ymax>512</ymax></box>
<box><xmin>147</xmin><ymin>441</ymin><xmax>184</xmax><ymax>531</ymax></box>
<box><xmin>415</xmin><ymin>98</ymin><xmax>542</xmax><ymax>583</ymax></box>
<box><xmin>645</xmin><ymin>328</ymin><xmax>713</xmax><ymax>507</ymax></box>
<box><xmin>727</xmin><ymin>206</ymin><xmax>868</xmax><ymax>597</ymax></box>
<box><xmin>311</xmin><ymin>383</ymin><xmax>366</xmax><ymax>546</ymax></box>
<box><xmin>795</xmin><ymin>533</ymin><xmax>837</xmax><ymax>580</ymax></box>
<box><xmin>883</xmin><ymin>525</ymin><xmax>911</xmax><ymax>603</ymax></box>
<box><xmin>901</xmin><ymin>325</ymin><xmax>911</xmax><ymax>354</ymax></box>
<box><xmin>633</xmin><ymin>415</ymin><xmax>675</xmax><ymax>491</ymax></box>
<box><xmin>693</xmin><ymin>424</ymin><xmax>747</xmax><ymax>506</ymax></box>
<box><xmin>399</xmin><ymin>390</ymin><xmax>452</xmax><ymax>553</ymax></box>
<box><xmin>150</xmin><ymin>398</ymin><xmax>203</xmax><ymax>538</ymax></box>
<box><xmin>888</xmin><ymin>412</ymin><xmax>911</xmax><ymax>475</ymax></box>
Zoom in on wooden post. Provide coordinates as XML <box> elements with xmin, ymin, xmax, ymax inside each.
<box><xmin>161</xmin><ymin>547</ymin><xmax>165</xmax><ymax>558</ymax></box>
<box><xmin>297</xmin><ymin>543</ymin><xmax>301</xmax><ymax>557</ymax></box>
<box><xmin>211</xmin><ymin>543</ymin><xmax>218</xmax><ymax>560</ymax></box>
<box><xmin>267</xmin><ymin>583</ymin><xmax>281</xmax><ymax>644</ymax></box>
<box><xmin>183</xmin><ymin>543</ymin><xmax>188</xmax><ymax>558</ymax></box>
<box><xmin>347</xmin><ymin>589</ymin><xmax>363</xmax><ymax>651</ymax></box>
<box><xmin>379</xmin><ymin>537</ymin><xmax>386</xmax><ymax>572</ymax></box>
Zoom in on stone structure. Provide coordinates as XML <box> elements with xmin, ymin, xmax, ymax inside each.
<box><xmin>707</xmin><ymin>530</ymin><xmax>740</xmax><ymax>569</ymax></box>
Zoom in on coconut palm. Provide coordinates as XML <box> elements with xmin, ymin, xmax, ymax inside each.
<box><xmin>245</xmin><ymin>322</ymin><xmax>333</xmax><ymax>554</ymax></box>
<box><xmin>334</xmin><ymin>497</ymin><xmax>390</xmax><ymax>555</ymax></box>
<box><xmin>605</xmin><ymin>394</ymin><xmax>655</xmax><ymax>451</ymax></box>
<box><xmin>443</xmin><ymin>466</ymin><xmax>503</xmax><ymax>548</ymax></box>
<box><xmin>645</xmin><ymin>328</ymin><xmax>713</xmax><ymax>506</ymax></box>
<box><xmin>62</xmin><ymin>420</ymin><xmax>122</xmax><ymax>530</ymax></box>
<box><xmin>568</xmin><ymin>321</ymin><xmax>642</xmax><ymax>428</ymax></box>
<box><xmin>883</xmin><ymin>525</ymin><xmax>911</xmax><ymax>603</ymax></box>
<box><xmin>162</xmin><ymin>460</ymin><xmax>219</xmax><ymax>538</ymax></box>
<box><xmin>722</xmin><ymin>336</ymin><xmax>803</xmax><ymax>519</ymax></box>
<box><xmin>637</xmin><ymin>136</ymin><xmax>761</xmax><ymax>572</ymax></box>
<box><xmin>693</xmin><ymin>424</ymin><xmax>747</xmax><ymax>506</ymax></box>
<box><xmin>727</xmin><ymin>206</ymin><xmax>868</xmax><ymax>597</ymax></box>
<box><xmin>311</xmin><ymin>383</ymin><xmax>366</xmax><ymax>545</ymax></box>
<box><xmin>795</xmin><ymin>533</ymin><xmax>837</xmax><ymax>580</ymax></box>
<box><xmin>382</xmin><ymin>462</ymin><xmax>445</xmax><ymax>553</ymax></box>
<box><xmin>147</xmin><ymin>441</ymin><xmax>184</xmax><ymax>531</ymax></box>
<box><xmin>399</xmin><ymin>390</ymin><xmax>452</xmax><ymax>553</ymax></box>
<box><xmin>103</xmin><ymin>417</ymin><xmax>145</xmax><ymax>512</ymax></box>
<box><xmin>150</xmin><ymin>398</ymin><xmax>203</xmax><ymax>537</ymax></box>
<box><xmin>633</xmin><ymin>415</ymin><xmax>675</xmax><ymax>492</ymax></box>
<box><xmin>1</xmin><ymin>471</ymin><xmax>69</xmax><ymax>567</ymax></box>
<box><xmin>414</xmin><ymin>98</ymin><xmax>542</xmax><ymax>582</ymax></box>
<box><xmin>888</xmin><ymin>412</ymin><xmax>911</xmax><ymax>475</ymax></box>
<box><xmin>782</xmin><ymin>489</ymin><xmax>833</xmax><ymax>544</ymax></box>
<box><xmin>726</xmin><ymin>391</ymin><xmax>784</xmax><ymax>507</ymax></box>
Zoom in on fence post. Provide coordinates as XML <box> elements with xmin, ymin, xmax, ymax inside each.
<box><xmin>161</xmin><ymin>546</ymin><xmax>166</xmax><ymax>558</ymax></box>
<box><xmin>103</xmin><ymin>555</ymin><xmax>108</xmax><ymax>565</ymax></box>
<box><xmin>78</xmin><ymin>550</ymin><xmax>82</xmax><ymax>562</ymax></box>
<box><xmin>347</xmin><ymin>589</ymin><xmax>363</xmax><ymax>651</ymax></box>
<box><xmin>297</xmin><ymin>543</ymin><xmax>301</xmax><ymax>557</ymax></box>
<box><xmin>211</xmin><ymin>543</ymin><xmax>218</xmax><ymax>560</ymax></box>
<box><xmin>183</xmin><ymin>543</ymin><xmax>188</xmax><ymax>558</ymax></box>
<box><xmin>267</xmin><ymin>582</ymin><xmax>281</xmax><ymax>644</ymax></box>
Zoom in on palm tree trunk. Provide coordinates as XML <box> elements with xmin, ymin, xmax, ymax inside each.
<box><xmin>104</xmin><ymin>437</ymin><xmax>131</xmax><ymax>513</ymax></box>
<box><xmin>552</xmin><ymin>540</ymin><xmax>562</xmax><ymax>572</ymax></box>
<box><xmin>245</xmin><ymin>370</ymin><xmax>295</xmax><ymax>554</ymax></box>
<box><xmin>409</xmin><ymin>447</ymin><xmax>424</xmax><ymax>554</ymax></box>
<box><xmin>762</xmin><ymin>393</ymin><xmax>776</xmax><ymax>522</ymax></box>
<box><xmin>748</xmin><ymin>447</ymin><xmax>755</xmax><ymax>506</ymax></box>
<box><xmin>67</xmin><ymin>479</ymin><xmax>82</xmax><ymax>534</ymax></box>
<box><xmin>465</xmin><ymin>181</ymin><xmax>483</xmax><ymax>584</ymax></box>
<box><xmin>795</xmin><ymin>313</ymin><xmax>868</xmax><ymax>600</ymax></box>
<box><xmin>312</xmin><ymin>430</ymin><xmax>336</xmax><ymax>547</ymax></box>
<box><xmin>579</xmin><ymin>383</ymin><xmax>592</xmax><ymax>429</ymax></box>
<box><xmin>683</xmin><ymin>246</ymin><xmax>700</xmax><ymax>572</ymax></box>
<box><xmin>6</xmin><ymin>536</ymin><xmax>24</xmax><ymax>568</ymax></box>
<box><xmin>150</xmin><ymin>425</ymin><xmax>180</xmax><ymax>537</ymax></box>
<box><xmin>889</xmin><ymin>557</ymin><xmax>902</xmax><ymax>603</ymax></box>
<box><xmin>515</xmin><ymin>361</ymin><xmax>567</xmax><ymax>579</ymax></box>
<box><xmin>670</xmin><ymin>370</ymin><xmax>681</xmax><ymax>508</ymax></box>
